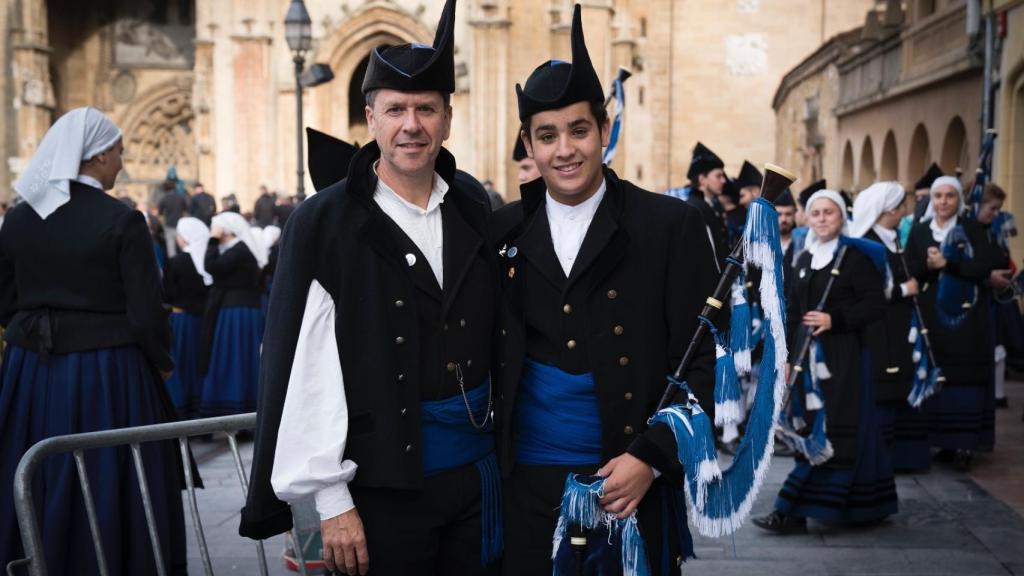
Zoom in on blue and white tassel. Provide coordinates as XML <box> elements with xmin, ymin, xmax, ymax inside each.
<box><xmin>907</xmin><ymin>311</ymin><xmax>944</xmax><ymax>408</ymax></box>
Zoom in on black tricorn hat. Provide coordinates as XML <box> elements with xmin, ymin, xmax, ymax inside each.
<box><xmin>736</xmin><ymin>160</ymin><xmax>763</xmax><ymax>190</ymax></box>
<box><xmin>512</xmin><ymin>135</ymin><xmax>528</xmax><ymax>162</ymax></box>
<box><xmin>306</xmin><ymin>127</ymin><xmax>359</xmax><ymax>191</ymax></box>
<box><xmin>775</xmin><ymin>189</ymin><xmax>795</xmax><ymax>207</ymax></box>
<box><xmin>686</xmin><ymin>142</ymin><xmax>725</xmax><ymax>181</ymax></box>
<box><xmin>913</xmin><ymin>162</ymin><xmax>944</xmax><ymax>191</ymax></box>
<box><xmin>798</xmin><ymin>179</ymin><xmax>827</xmax><ymax>207</ymax></box>
<box><xmin>722</xmin><ymin>176</ymin><xmax>740</xmax><ymax>204</ymax></box>
<box><xmin>361</xmin><ymin>0</ymin><xmax>457</xmax><ymax>95</ymax></box>
<box><xmin>516</xmin><ymin>4</ymin><xmax>604</xmax><ymax>123</ymax></box>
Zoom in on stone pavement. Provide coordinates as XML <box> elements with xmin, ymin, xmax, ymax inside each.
<box><xmin>192</xmin><ymin>381</ymin><xmax>1024</xmax><ymax>575</ymax></box>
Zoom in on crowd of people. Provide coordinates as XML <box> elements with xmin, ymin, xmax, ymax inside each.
<box><xmin>0</xmin><ymin>0</ymin><xmax>1021</xmax><ymax>574</ymax></box>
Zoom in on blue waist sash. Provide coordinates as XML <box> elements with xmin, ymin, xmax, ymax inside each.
<box><xmin>420</xmin><ymin>379</ymin><xmax>495</xmax><ymax>476</ymax></box>
<box><xmin>515</xmin><ymin>358</ymin><xmax>602</xmax><ymax>466</ymax></box>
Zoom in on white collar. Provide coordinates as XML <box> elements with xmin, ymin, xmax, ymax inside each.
<box><xmin>872</xmin><ymin>224</ymin><xmax>897</xmax><ymax>252</ymax></box>
<box><xmin>74</xmin><ymin>174</ymin><xmax>104</xmax><ymax>191</ymax></box>
<box><xmin>929</xmin><ymin>215</ymin><xmax>958</xmax><ymax>243</ymax></box>
<box><xmin>808</xmin><ymin>236</ymin><xmax>838</xmax><ymax>270</ymax></box>
<box><xmin>545</xmin><ymin>179</ymin><xmax>607</xmax><ymax>223</ymax></box>
<box><xmin>373</xmin><ymin>162</ymin><xmax>448</xmax><ymax>215</ymax></box>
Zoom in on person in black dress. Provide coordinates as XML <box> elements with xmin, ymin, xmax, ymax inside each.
<box><xmin>0</xmin><ymin>107</ymin><xmax>186</xmax><ymax>574</ymax></box>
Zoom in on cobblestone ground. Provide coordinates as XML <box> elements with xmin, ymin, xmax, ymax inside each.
<box><xmin>191</xmin><ymin>381</ymin><xmax>1024</xmax><ymax>575</ymax></box>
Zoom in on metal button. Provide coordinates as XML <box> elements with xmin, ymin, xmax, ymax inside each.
<box><xmin>623</xmin><ymin>425</ymin><xmax>634</xmax><ymax>435</ymax></box>
<box><xmin>607</xmin><ymin>289</ymin><xmax>618</xmax><ymax>299</ymax></box>
<box><xmin>563</xmin><ymin>304</ymin><xmax>572</xmax><ymax>314</ymax></box>
<box><xmin>613</xmin><ymin>325</ymin><xmax>624</xmax><ymax>336</ymax></box>
<box><xmin>447</xmin><ymin>362</ymin><xmax>456</xmax><ymax>372</ymax></box>
<box><xmin>466</xmin><ymin>359</ymin><xmax>473</xmax><ymax>367</ymax></box>
<box><xmin>619</xmin><ymin>356</ymin><xmax>629</xmax><ymax>366</ymax></box>
<box><xmin>460</xmin><ymin>318</ymin><xmax>467</xmax><ymax>327</ymax></box>
<box><xmin>394</xmin><ymin>299</ymin><xmax>404</xmax><ymax>308</ymax></box>
<box><xmin>405</xmin><ymin>444</ymin><xmax>413</xmax><ymax>453</ymax></box>
<box><xmin>567</xmin><ymin>339</ymin><xmax>577</xmax><ymax>350</ymax></box>
<box><xmin>624</xmin><ymin>392</ymin><xmax>633</xmax><ymax>400</ymax></box>
<box><xmin>400</xmin><ymin>408</ymin><xmax>408</xmax><ymax>416</ymax></box>
<box><xmin>395</xmin><ymin>336</ymin><xmax>405</xmax><ymax>345</ymax></box>
<box><xmin>397</xmin><ymin>373</ymin><xmax>405</xmax><ymax>382</ymax></box>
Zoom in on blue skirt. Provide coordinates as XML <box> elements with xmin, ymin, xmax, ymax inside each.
<box><xmin>200</xmin><ymin>306</ymin><xmax>264</xmax><ymax>416</ymax></box>
<box><xmin>876</xmin><ymin>402</ymin><xmax>930</xmax><ymax>473</ymax></box>
<box><xmin>166</xmin><ymin>312</ymin><xmax>203</xmax><ymax>419</ymax></box>
<box><xmin>0</xmin><ymin>345</ymin><xmax>187</xmax><ymax>575</ymax></box>
<box><xmin>924</xmin><ymin>384</ymin><xmax>995</xmax><ymax>451</ymax></box>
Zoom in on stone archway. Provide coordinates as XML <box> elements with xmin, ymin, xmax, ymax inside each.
<box><xmin>940</xmin><ymin>115</ymin><xmax>968</xmax><ymax>175</ymax></box>
<box><xmin>312</xmin><ymin>3</ymin><xmax>433</xmax><ymax>142</ymax></box>
<box><xmin>858</xmin><ymin>136</ymin><xmax>876</xmax><ymax>190</ymax></box>
<box><xmin>907</xmin><ymin>123</ymin><xmax>931</xmax><ymax>185</ymax></box>
<box><xmin>117</xmin><ymin>77</ymin><xmax>197</xmax><ymax>204</ymax></box>
<box><xmin>880</xmin><ymin>130</ymin><xmax>898</xmax><ymax>181</ymax></box>
<box><xmin>841</xmin><ymin>140</ymin><xmax>855</xmax><ymax>190</ymax></box>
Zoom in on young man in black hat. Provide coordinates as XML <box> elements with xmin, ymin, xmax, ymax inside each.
<box><xmin>494</xmin><ymin>5</ymin><xmax>717</xmax><ymax>574</ymax></box>
<box><xmin>239</xmin><ymin>1</ymin><xmax>502</xmax><ymax>574</ymax></box>
<box><xmin>513</xmin><ymin>135</ymin><xmax>541</xmax><ymax>185</ymax></box>
<box><xmin>686</xmin><ymin>141</ymin><xmax>729</xmax><ymax>266</ymax></box>
<box><xmin>736</xmin><ymin>160</ymin><xmax>764</xmax><ymax>208</ymax></box>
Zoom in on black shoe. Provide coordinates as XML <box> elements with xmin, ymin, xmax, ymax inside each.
<box><xmin>752</xmin><ymin>510</ymin><xmax>807</xmax><ymax>534</ymax></box>
<box><xmin>934</xmin><ymin>448</ymin><xmax>956</xmax><ymax>463</ymax></box>
<box><xmin>953</xmin><ymin>449</ymin><xmax>973</xmax><ymax>472</ymax></box>
<box><xmin>995</xmin><ymin>397</ymin><xmax>1009</xmax><ymax>409</ymax></box>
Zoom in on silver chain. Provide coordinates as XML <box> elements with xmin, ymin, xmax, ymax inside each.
<box><xmin>454</xmin><ymin>362</ymin><xmax>493</xmax><ymax>430</ymax></box>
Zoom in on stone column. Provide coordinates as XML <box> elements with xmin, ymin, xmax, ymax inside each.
<box><xmin>469</xmin><ymin>0</ymin><xmax>512</xmax><ymax>197</ymax></box>
<box><xmin>193</xmin><ymin>38</ymin><xmax>216</xmax><ymax>189</ymax></box>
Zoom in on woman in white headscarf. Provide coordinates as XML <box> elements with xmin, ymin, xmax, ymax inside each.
<box><xmin>0</xmin><ymin>107</ymin><xmax>187</xmax><ymax>574</ymax></box>
<box><xmin>905</xmin><ymin>176</ymin><xmax>1003</xmax><ymax>471</ymax></box>
<box><xmin>755</xmin><ymin>190</ymin><xmax>897</xmax><ymax>534</ymax></box>
<box><xmin>257</xmin><ymin>225</ymin><xmax>282</xmax><ymax>316</ymax></box>
<box><xmin>198</xmin><ymin>211</ymin><xmax>267</xmax><ymax>416</ymax></box>
<box><xmin>852</xmin><ymin>182</ymin><xmax>932</xmax><ymax>473</ymax></box>
<box><xmin>162</xmin><ymin>216</ymin><xmax>212</xmax><ymax>418</ymax></box>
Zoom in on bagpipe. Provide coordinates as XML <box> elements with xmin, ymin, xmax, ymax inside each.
<box><xmin>554</xmin><ymin>164</ymin><xmax>797</xmax><ymax>576</ymax></box>
<box><xmin>893</xmin><ymin>235</ymin><xmax>946</xmax><ymax>408</ymax></box>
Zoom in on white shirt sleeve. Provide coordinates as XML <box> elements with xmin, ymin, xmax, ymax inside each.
<box><xmin>270</xmin><ymin>279</ymin><xmax>358</xmax><ymax>521</ymax></box>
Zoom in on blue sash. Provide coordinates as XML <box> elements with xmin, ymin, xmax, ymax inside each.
<box><xmin>515</xmin><ymin>358</ymin><xmax>602</xmax><ymax>466</ymax></box>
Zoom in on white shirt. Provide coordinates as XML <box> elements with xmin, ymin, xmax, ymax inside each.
<box><xmin>871</xmin><ymin>224</ymin><xmax>897</xmax><ymax>253</ymax></box>
<box><xmin>74</xmin><ymin>174</ymin><xmax>104</xmax><ymax>190</ymax></box>
<box><xmin>808</xmin><ymin>237</ymin><xmax>838</xmax><ymax>270</ymax></box>
<box><xmin>373</xmin><ymin>167</ymin><xmax>448</xmax><ymax>288</ymax></box>
<box><xmin>545</xmin><ymin>180</ymin><xmax>607</xmax><ymax>276</ymax></box>
<box><xmin>930</xmin><ymin>215</ymin><xmax>957</xmax><ymax>244</ymax></box>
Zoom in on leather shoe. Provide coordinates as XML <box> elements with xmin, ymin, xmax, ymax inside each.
<box><xmin>752</xmin><ymin>510</ymin><xmax>807</xmax><ymax>534</ymax></box>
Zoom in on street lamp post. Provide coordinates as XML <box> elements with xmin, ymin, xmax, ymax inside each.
<box><xmin>284</xmin><ymin>0</ymin><xmax>312</xmax><ymax>201</ymax></box>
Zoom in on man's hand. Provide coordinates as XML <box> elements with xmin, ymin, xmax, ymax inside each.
<box><xmin>901</xmin><ymin>278</ymin><xmax>920</xmax><ymax>297</ymax></box>
<box><xmin>926</xmin><ymin>246</ymin><xmax>947</xmax><ymax>270</ymax></box>
<box><xmin>803</xmin><ymin>311</ymin><xmax>832</xmax><ymax>336</ymax></box>
<box><xmin>989</xmin><ymin>269</ymin><xmax>1013</xmax><ymax>291</ymax></box>
<box><xmin>597</xmin><ymin>453</ymin><xmax>654</xmax><ymax>519</ymax></box>
<box><xmin>321</xmin><ymin>508</ymin><xmax>369</xmax><ymax>575</ymax></box>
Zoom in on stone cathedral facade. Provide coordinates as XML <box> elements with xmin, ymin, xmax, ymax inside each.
<box><xmin>1</xmin><ymin>0</ymin><xmax>874</xmax><ymax>210</ymax></box>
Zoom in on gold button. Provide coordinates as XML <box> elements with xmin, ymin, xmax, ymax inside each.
<box><xmin>607</xmin><ymin>289</ymin><xmax>618</xmax><ymax>299</ymax></box>
<box><xmin>460</xmin><ymin>318</ymin><xmax>467</xmax><ymax>327</ymax></box>
<box><xmin>405</xmin><ymin>444</ymin><xmax>414</xmax><ymax>453</ymax></box>
<box><xmin>394</xmin><ymin>299</ymin><xmax>404</xmax><ymax>308</ymax></box>
<box><xmin>619</xmin><ymin>356</ymin><xmax>629</xmax><ymax>366</ymax></box>
<box><xmin>395</xmin><ymin>336</ymin><xmax>405</xmax><ymax>345</ymax></box>
<box><xmin>567</xmin><ymin>339</ymin><xmax>577</xmax><ymax>350</ymax></box>
<box><xmin>624</xmin><ymin>425</ymin><xmax>634</xmax><ymax>435</ymax></box>
<box><xmin>624</xmin><ymin>392</ymin><xmax>633</xmax><ymax>400</ymax></box>
<box><xmin>563</xmin><ymin>304</ymin><xmax>572</xmax><ymax>314</ymax></box>
<box><xmin>613</xmin><ymin>325</ymin><xmax>624</xmax><ymax>336</ymax></box>
<box><xmin>446</xmin><ymin>362</ymin><xmax>456</xmax><ymax>372</ymax></box>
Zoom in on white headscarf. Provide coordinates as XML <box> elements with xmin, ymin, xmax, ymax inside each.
<box><xmin>804</xmin><ymin>190</ymin><xmax>849</xmax><ymax>270</ymax></box>
<box><xmin>921</xmin><ymin>176</ymin><xmax>964</xmax><ymax>223</ymax></box>
<box><xmin>212</xmin><ymin>212</ymin><xmax>268</xmax><ymax>269</ymax></box>
<box><xmin>176</xmin><ymin>217</ymin><xmax>213</xmax><ymax>286</ymax></box>
<box><xmin>14</xmin><ymin>107</ymin><xmax>122</xmax><ymax>220</ymax></box>
<box><xmin>850</xmin><ymin>181</ymin><xmax>906</xmax><ymax>239</ymax></box>
<box><xmin>260</xmin><ymin>225</ymin><xmax>282</xmax><ymax>250</ymax></box>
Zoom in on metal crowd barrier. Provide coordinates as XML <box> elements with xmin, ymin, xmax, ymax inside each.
<box><xmin>6</xmin><ymin>413</ymin><xmax>309</xmax><ymax>576</ymax></box>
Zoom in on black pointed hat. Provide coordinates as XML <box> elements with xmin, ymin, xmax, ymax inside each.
<box><xmin>516</xmin><ymin>4</ymin><xmax>604</xmax><ymax>123</ymax></box>
<box><xmin>361</xmin><ymin>0</ymin><xmax>457</xmax><ymax>94</ymax></box>
<box><xmin>736</xmin><ymin>160</ymin><xmax>763</xmax><ymax>190</ymax></box>
<box><xmin>306</xmin><ymin>128</ymin><xmax>359</xmax><ymax>191</ymax></box>
<box><xmin>512</xmin><ymin>135</ymin><xmax>528</xmax><ymax>162</ymax></box>
<box><xmin>913</xmin><ymin>162</ymin><xmax>944</xmax><ymax>191</ymax></box>
<box><xmin>798</xmin><ymin>179</ymin><xmax>827</xmax><ymax>207</ymax></box>
<box><xmin>686</xmin><ymin>142</ymin><xmax>725</xmax><ymax>181</ymax></box>
<box><xmin>722</xmin><ymin>176</ymin><xmax>740</xmax><ymax>204</ymax></box>
<box><xmin>775</xmin><ymin>189</ymin><xmax>795</xmax><ymax>207</ymax></box>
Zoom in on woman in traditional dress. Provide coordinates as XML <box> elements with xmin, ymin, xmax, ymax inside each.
<box><xmin>851</xmin><ymin>181</ymin><xmax>931</xmax><ymax>473</ymax></box>
<box><xmin>906</xmin><ymin>177</ymin><xmax>1004</xmax><ymax>470</ymax></box>
<box><xmin>754</xmin><ymin>190</ymin><xmax>897</xmax><ymax>533</ymax></box>
<box><xmin>199</xmin><ymin>211</ymin><xmax>266</xmax><ymax>416</ymax></box>
<box><xmin>0</xmin><ymin>107</ymin><xmax>186</xmax><ymax>574</ymax></box>
<box><xmin>163</xmin><ymin>216</ymin><xmax>212</xmax><ymax>418</ymax></box>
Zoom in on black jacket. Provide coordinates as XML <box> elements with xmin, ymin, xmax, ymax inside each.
<box><xmin>492</xmin><ymin>168</ymin><xmax>718</xmax><ymax>480</ymax></box>
<box><xmin>239</xmin><ymin>142</ymin><xmax>499</xmax><ymax>539</ymax></box>
<box><xmin>163</xmin><ymin>253</ymin><xmax>209</xmax><ymax>316</ymax></box>
<box><xmin>0</xmin><ymin>182</ymin><xmax>172</xmax><ymax>372</ymax></box>
<box><xmin>861</xmin><ymin>229</ymin><xmax>915</xmax><ymax>403</ymax></box>
<box><xmin>686</xmin><ymin>192</ymin><xmax>729</xmax><ymax>268</ymax></box>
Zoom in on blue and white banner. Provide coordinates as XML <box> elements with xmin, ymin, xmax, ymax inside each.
<box><xmin>603</xmin><ymin>77</ymin><xmax>625</xmax><ymax>165</ymax></box>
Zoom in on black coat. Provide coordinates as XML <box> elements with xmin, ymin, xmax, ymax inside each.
<box><xmin>492</xmin><ymin>168</ymin><xmax>718</xmax><ymax>480</ymax></box>
<box><xmin>861</xmin><ymin>229</ymin><xmax>915</xmax><ymax>404</ymax></box>
<box><xmin>788</xmin><ymin>244</ymin><xmax>885</xmax><ymax>465</ymax></box>
<box><xmin>904</xmin><ymin>219</ymin><xmax>1003</xmax><ymax>384</ymax></box>
<box><xmin>163</xmin><ymin>252</ymin><xmax>209</xmax><ymax>316</ymax></box>
<box><xmin>686</xmin><ymin>193</ymin><xmax>729</xmax><ymax>268</ymax></box>
<box><xmin>239</xmin><ymin>142</ymin><xmax>500</xmax><ymax>540</ymax></box>
<box><xmin>0</xmin><ymin>182</ymin><xmax>172</xmax><ymax>372</ymax></box>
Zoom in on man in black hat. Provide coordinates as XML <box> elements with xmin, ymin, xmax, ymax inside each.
<box><xmin>736</xmin><ymin>160</ymin><xmax>764</xmax><ymax>208</ymax></box>
<box><xmin>494</xmin><ymin>5</ymin><xmax>717</xmax><ymax>574</ymax></box>
<box><xmin>239</xmin><ymin>1</ymin><xmax>502</xmax><ymax>574</ymax></box>
<box><xmin>512</xmin><ymin>135</ymin><xmax>541</xmax><ymax>185</ymax></box>
<box><xmin>685</xmin><ymin>141</ymin><xmax>729</xmax><ymax>267</ymax></box>
<box><xmin>912</xmin><ymin>162</ymin><xmax>943</xmax><ymax>221</ymax></box>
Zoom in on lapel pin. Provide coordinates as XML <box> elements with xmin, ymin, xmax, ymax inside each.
<box><xmin>405</xmin><ymin>253</ymin><xmax>417</xmax><ymax>266</ymax></box>
<box><xmin>508</xmin><ymin>266</ymin><xmax>516</xmax><ymax>279</ymax></box>
<box><xmin>507</xmin><ymin>246</ymin><xmax>518</xmax><ymax>258</ymax></box>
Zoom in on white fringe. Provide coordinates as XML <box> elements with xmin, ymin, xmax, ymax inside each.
<box><xmin>805</xmin><ymin>392</ymin><xmax>824</xmax><ymax>411</ymax></box>
<box><xmin>715</xmin><ymin>400</ymin><xmax>743</xmax><ymax>428</ymax></box>
<box><xmin>913</xmin><ymin>350</ymin><xmax>922</xmax><ymax>363</ymax></box>
<box><xmin>908</xmin><ymin>326</ymin><xmax>918</xmax><ymax>344</ymax></box>
<box><xmin>814</xmin><ymin>361</ymin><xmax>832</xmax><ymax>380</ymax></box>
<box><xmin>734</xmin><ymin>349</ymin><xmax>752</xmax><ymax>376</ymax></box>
